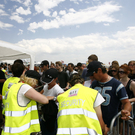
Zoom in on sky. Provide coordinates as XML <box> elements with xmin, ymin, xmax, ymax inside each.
<box><xmin>0</xmin><ymin>0</ymin><xmax>135</xmax><ymax>65</ymax></box>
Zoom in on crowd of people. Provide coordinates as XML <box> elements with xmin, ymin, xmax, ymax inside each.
<box><xmin>0</xmin><ymin>54</ymin><xmax>135</xmax><ymax>135</ymax></box>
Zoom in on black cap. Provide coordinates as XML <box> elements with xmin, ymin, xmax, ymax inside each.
<box><xmin>86</xmin><ymin>61</ymin><xmax>103</xmax><ymax>76</ymax></box>
<box><xmin>25</xmin><ymin>70</ymin><xmax>41</xmax><ymax>81</ymax></box>
<box><xmin>41</xmin><ymin>68</ymin><xmax>58</xmax><ymax>84</ymax></box>
<box><xmin>40</xmin><ymin>60</ymin><xmax>49</xmax><ymax>67</ymax></box>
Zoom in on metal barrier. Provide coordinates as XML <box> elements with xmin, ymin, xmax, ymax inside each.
<box><xmin>107</xmin><ymin>102</ymin><xmax>135</xmax><ymax>135</ymax></box>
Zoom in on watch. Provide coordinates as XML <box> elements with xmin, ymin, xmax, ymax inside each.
<box><xmin>53</xmin><ymin>97</ymin><xmax>57</xmax><ymax>101</ymax></box>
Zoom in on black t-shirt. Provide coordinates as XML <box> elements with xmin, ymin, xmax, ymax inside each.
<box><xmin>57</xmin><ymin>71</ymin><xmax>69</xmax><ymax>88</ymax></box>
<box><xmin>0</xmin><ymin>70</ymin><xmax>6</xmax><ymax>94</ymax></box>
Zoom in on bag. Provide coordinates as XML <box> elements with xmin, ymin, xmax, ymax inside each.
<box><xmin>41</xmin><ymin>100</ymin><xmax>58</xmax><ymax>131</ymax></box>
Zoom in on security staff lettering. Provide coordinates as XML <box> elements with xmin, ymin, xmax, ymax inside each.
<box><xmin>61</xmin><ymin>99</ymin><xmax>85</xmax><ymax>108</ymax></box>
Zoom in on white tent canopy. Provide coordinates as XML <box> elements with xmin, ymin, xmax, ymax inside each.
<box><xmin>0</xmin><ymin>40</ymin><xmax>35</xmax><ymax>69</ymax></box>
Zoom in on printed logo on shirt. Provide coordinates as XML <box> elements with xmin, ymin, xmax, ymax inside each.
<box><xmin>68</xmin><ymin>89</ymin><xmax>79</xmax><ymax>97</ymax></box>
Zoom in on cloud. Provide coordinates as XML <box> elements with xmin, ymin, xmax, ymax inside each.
<box><xmin>0</xmin><ymin>9</ymin><xmax>9</xmax><ymax>16</ymax></box>
<box><xmin>34</xmin><ymin>0</ymin><xmax>65</xmax><ymax>16</ymax></box>
<box><xmin>0</xmin><ymin>4</ymin><xmax>4</xmax><ymax>8</ymax></box>
<box><xmin>69</xmin><ymin>8</ymin><xmax>76</xmax><ymax>13</ymax></box>
<box><xmin>16</xmin><ymin>7</ymin><xmax>31</xmax><ymax>15</ymax></box>
<box><xmin>70</xmin><ymin>0</ymin><xmax>83</xmax><ymax>4</ymax></box>
<box><xmin>52</xmin><ymin>11</ymin><xmax>57</xmax><ymax>17</ymax></box>
<box><xmin>0</xmin><ymin>21</ymin><xmax>13</xmax><ymax>29</ymax></box>
<box><xmin>18</xmin><ymin>26</ymin><xmax>135</xmax><ymax>64</ymax></box>
<box><xmin>0</xmin><ymin>4</ymin><xmax>8</xmax><ymax>16</ymax></box>
<box><xmin>59</xmin><ymin>10</ymin><xmax>66</xmax><ymax>15</ymax></box>
<box><xmin>11</xmin><ymin>0</ymin><xmax>32</xmax><ymax>7</ymax></box>
<box><xmin>10</xmin><ymin>13</ymin><xmax>25</xmax><ymax>23</ymax></box>
<box><xmin>28</xmin><ymin>2</ymin><xmax>121</xmax><ymax>32</ymax></box>
<box><xmin>17</xmin><ymin>29</ymin><xmax>23</xmax><ymax>35</ymax></box>
<box><xmin>11</xmin><ymin>0</ymin><xmax>22</xmax><ymax>3</ymax></box>
<box><xmin>23</xmin><ymin>0</ymin><xmax>32</xmax><ymax>7</ymax></box>
<box><xmin>104</xmin><ymin>23</ymin><xmax>110</xmax><ymax>26</ymax></box>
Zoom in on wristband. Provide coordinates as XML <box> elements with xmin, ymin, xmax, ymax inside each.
<box><xmin>53</xmin><ymin>97</ymin><xmax>57</xmax><ymax>101</ymax></box>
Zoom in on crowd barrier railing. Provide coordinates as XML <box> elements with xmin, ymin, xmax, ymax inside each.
<box><xmin>107</xmin><ymin>102</ymin><xmax>135</xmax><ymax>135</ymax></box>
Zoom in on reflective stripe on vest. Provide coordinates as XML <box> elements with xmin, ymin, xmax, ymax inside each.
<box><xmin>57</xmin><ymin>127</ymin><xmax>100</xmax><ymax>135</ymax></box>
<box><xmin>4</xmin><ymin>119</ymin><xmax>39</xmax><ymax>134</ymax></box>
<box><xmin>5</xmin><ymin>105</ymin><xmax>37</xmax><ymax>117</ymax></box>
<box><xmin>58</xmin><ymin>108</ymin><xmax>98</xmax><ymax>121</ymax></box>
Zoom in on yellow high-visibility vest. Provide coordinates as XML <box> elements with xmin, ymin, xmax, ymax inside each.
<box><xmin>57</xmin><ymin>84</ymin><xmax>102</xmax><ymax>135</ymax></box>
<box><xmin>2</xmin><ymin>83</ymin><xmax>40</xmax><ymax>135</ymax></box>
<box><xmin>2</xmin><ymin>77</ymin><xmax>20</xmax><ymax>114</ymax></box>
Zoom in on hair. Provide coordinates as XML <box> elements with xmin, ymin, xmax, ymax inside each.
<box><xmin>112</xmin><ymin>60</ymin><xmax>119</xmax><ymax>66</ymax></box>
<box><xmin>119</xmin><ymin>64</ymin><xmax>131</xmax><ymax>74</ymax></box>
<box><xmin>4</xmin><ymin>66</ymin><xmax>7</xmax><ymax>70</ymax></box>
<box><xmin>56</xmin><ymin>61</ymin><xmax>62</xmax><ymax>67</ymax></box>
<box><xmin>13</xmin><ymin>59</ymin><xmax>23</xmax><ymax>65</ymax></box>
<box><xmin>88</xmin><ymin>54</ymin><xmax>98</xmax><ymax>61</ymax></box>
<box><xmin>111</xmin><ymin>64</ymin><xmax>119</xmax><ymax>79</ymax></box>
<box><xmin>41</xmin><ymin>60</ymin><xmax>49</xmax><ymax>66</ymax></box>
<box><xmin>96</xmin><ymin>66</ymin><xmax>107</xmax><ymax>74</ymax></box>
<box><xmin>20</xmin><ymin>75</ymin><xmax>38</xmax><ymax>87</ymax></box>
<box><xmin>68</xmin><ymin>63</ymin><xmax>74</xmax><ymax>68</ymax></box>
<box><xmin>111</xmin><ymin>64</ymin><xmax>119</xmax><ymax>71</ymax></box>
<box><xmin>11</xmin><ymin>63</ymin><xmax>25</xmax><ymax>77</ymax></box>
<box><xmin>69</xmin><ymin>73</ymin><xmax>84</xmax><ymax>86</ymax></box>
<box><xmin>77</xmin><ymin>62</ymin><xmax>82</xmax><ymax>67</ymax></box>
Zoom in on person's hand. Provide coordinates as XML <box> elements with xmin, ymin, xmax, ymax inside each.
<box><xmin>103</xmin><ymin>125</ymin><xmax>109</xmax><ymax>135</ymax></box>
<box><xmin>121</xmin><ymin>110</ymin><xmax>131</xmax><ymax>120</ymax></box>
<box><xmin>47</xmin><ymin>96</ymin><xmax>55</xmax><ymax>100</ymax></box>
<box><xmin>0</xmin><ymin>95</ymin><xmax>2</xmax><ymax>100</ymax></box>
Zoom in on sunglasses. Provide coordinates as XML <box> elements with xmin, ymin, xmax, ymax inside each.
<box><xmin>118</xmin><ymin>71</ymin><xmax>125</xmax><ymax>74</ymax></box>
<box><xmin>111</xmin><ymin>70</ymin><xmax>117</xmax><ymax>72</ymax></box>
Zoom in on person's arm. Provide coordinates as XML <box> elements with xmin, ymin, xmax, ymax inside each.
<box><xmin>130</xmin><ymin>81</ymin><xmax>135</xmax><ymax>96</ymax></box>
<box><xmin>121</xmin><ymin>99</ymin><xmax>132</xmax><ymax>120</ymax></box>
<box><xmin>129</xmin><ymin>98</ymin><xmax>135</xmax><ymax>102</ymax></box>
<box><xmin>25</xmin><ymin>88</ymin><xmax>49</xmax><ymax>104</ymax></box>
<box><xmin>94</xmin><ymin>105</ymin><xmax>108</xmax><ymax>135</ymax></box>
<box><xmin>0</xmin><ymin>79</ymin><xmax>5</xmax><ymax>83</ymax></box>
<box><xmin>40</xmin><ymin>89</ymin><xmax>44</xmax><ymax>94</ymax></box>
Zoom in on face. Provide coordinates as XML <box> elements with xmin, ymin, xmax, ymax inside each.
<box><xmin>92</xmin><ymin>70</ymin><xmax>100</xmax><ymax>81</ymax></box>
<box><xmin>111</xmin><ymin>68</ymin><xmax>117</xmax><ymax>76</ymax></box>
<box><xmin>68</xmin><ymin>64</ymin><xmax>73</xmax><ymax>72</ymax></box>
<box><xmin>41</xmin><ymin>65</ymin><xmax>48</xmax><ymax>71</ymax></box>
<box><xmin>129</xmin><ymin>62</ymin><xmax>134</xmax><ymax>71</ymax></box>
<box><xmin>88</xmin><ymin>59</ymin><xmax>93</xmax><ymax>64</ymax></box>
<box><xmin>118</xmin><ymin>68</ymin><xmax>126</xmax><ymax>78</ymax></box>
<box><xmin>56</xmin><ymin>64</ymin><xmax>60</xmax><ymax>70</ymax></box>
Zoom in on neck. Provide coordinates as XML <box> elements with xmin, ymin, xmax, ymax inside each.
<box><xmin>100</xmin><ymin>74</ymin><xmax>110</xmax><ymax>82</ymax></box>
<box><xmin>120</xmin><ymin>76</ymin><xmax>129</xmax><ymax>82</ymax></box>
<box><xmin>48</xmin><ymin>82</ymin><xmax>56</xmax><ymax>89</ymax></box>
<box><xmin>59</xmin><ymin>68</ymin><xmax>63</xmax><ymax>72</ymax></box>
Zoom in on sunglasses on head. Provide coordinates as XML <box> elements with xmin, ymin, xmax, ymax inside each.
<box><xmin>111</xmin><ymin>70</ymin><xmax>117</xmax><ymax>72</ymax></box>
<box><xmin>118</xmin><ymin>71</ymin><xmax>125</xmax><ymax>74</ymax></box>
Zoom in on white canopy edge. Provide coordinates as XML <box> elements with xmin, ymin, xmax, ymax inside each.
<box><xmin>0</xmin><ymin>40</ymin><xmax>35</xmax><ymax>70</ymax></box>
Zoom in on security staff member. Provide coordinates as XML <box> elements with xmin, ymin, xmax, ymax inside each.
<box><xmin>57</xmin><ymin>74</ymin><xmax>107</xmax><ymax>135</ymax></box>
<box><xmin>2</xmin><ymin>63</ymin><xmax>49</xmax><ymax>135</ymax></box>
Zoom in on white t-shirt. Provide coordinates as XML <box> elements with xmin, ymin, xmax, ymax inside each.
<box><xmin>84</xmin><ymin>80</ymin><xmax>92</xmax><ymax>87</ymax></box>
<box><xmin>43</xmin><ymin>84</ymin><xmax>64</xmax><ymax>97</ymax></box>
<box><xmin>94</xmin><ymin>93</ymin><xmax>105</xmax><ymax>108</ymax></box>
<box><xmin>18</xmin><ymin>84</ymin><xmax>32</xmax><ymax>106</ymax></box>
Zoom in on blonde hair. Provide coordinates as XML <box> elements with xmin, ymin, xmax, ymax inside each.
<box><xmin>20</xmin><ymin>75</ymin><xmax>38</xmax><ymax>87</ymax></box>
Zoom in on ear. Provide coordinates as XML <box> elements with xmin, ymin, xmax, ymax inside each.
<box><xmin>55</xmin><ymin>78</ymin><xmax>58</xmax><ymax>81</ymax></box>
<box><xmin>98</xmin><ymin>68</ymin><xmax>102</xmax><ymax>73</ymax></box>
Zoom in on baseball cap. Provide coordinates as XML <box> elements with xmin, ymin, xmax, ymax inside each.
<box><xmin>40</xmin><ymin>60</ymin><xmax>49</xmax><ymax>67</ymax></box>
<box><xmin>25</xmin><ymin>70</ymin><xmax>41</xmax><ymax>81</ymax></box>
<box><xmin>86</xmin><ymin>61</ymin><xmax>103</xmax><ymax>77</ymax></box>
<box><xmin>41</xmin><ymin>68</ymin><xmax>58</xmax><ymax>84</ymax></box>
